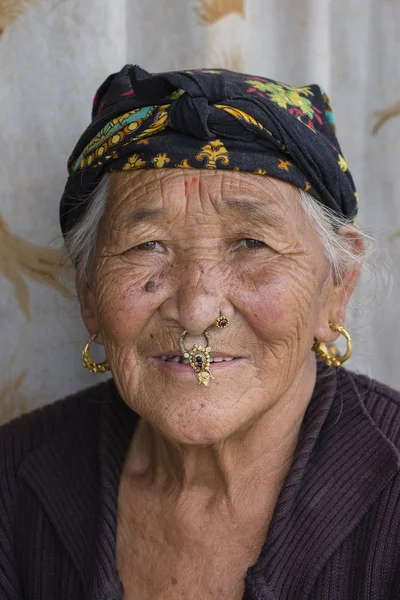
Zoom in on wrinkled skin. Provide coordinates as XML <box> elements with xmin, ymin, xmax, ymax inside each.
<box><xmin>78</xmin><ymin>169</ymin><xmax>362</xmax><ymax>599</ymax></box>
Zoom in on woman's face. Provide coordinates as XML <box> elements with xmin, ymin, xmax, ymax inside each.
<box><xmin>79</xmin><ymin>169</ymin><xmax>351</xmax><ymax>444</ymax></box>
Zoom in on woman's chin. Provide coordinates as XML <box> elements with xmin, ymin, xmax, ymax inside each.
<box><xmin>120</xmin><ymin>362</ymin><xmax>268</xmax><ymax>444</ymax></box>
<box><xmin>151</xmin><ymin>405</ymin><xmax>255</xmax><ymax>446</ymax></box>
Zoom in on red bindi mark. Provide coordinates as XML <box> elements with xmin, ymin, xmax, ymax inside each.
<box><xmin>185</xmin><ymin>177</ymin><xmax>199</xmax><ymax>194</ymax></box>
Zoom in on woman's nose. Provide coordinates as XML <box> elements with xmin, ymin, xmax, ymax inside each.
<box><xmin>158</xmin><ymin>262</ymin><xmax>233</xmax><ymax>336</ymax></box>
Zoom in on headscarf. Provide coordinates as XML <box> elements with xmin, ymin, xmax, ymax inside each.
<box><xmin>60</xmin><ymin>64</ymin><xmax>358</xmax><ymax>237</ymax></box>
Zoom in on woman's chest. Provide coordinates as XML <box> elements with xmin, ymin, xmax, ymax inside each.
<box><xmin>116</xmin><ymin>538</ymin><xmax>247</xmax><ymax>600</ymax></box>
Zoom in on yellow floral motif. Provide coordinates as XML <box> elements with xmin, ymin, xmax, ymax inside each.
<box><xmin>304</xmin><ymin>182</ymin><xmax>311</xmax><ymax>192</ymax></box>
<box><xmin>168</xmin><ymin>89</ymin><xmax>186</xmax><ymax>100</ymax></box>
<box><xmin>215</xmin><ymin>104</ymin><xmax>285</xmax><ymax>150</ymax></box>
<box><xmin>74</xmin><ymin>108</ymin><xmax>151</xmax><ymax>171</ymax></box>
<box><xmin>338</xmin><ymin>154</ymin><xmax>348</xmax><ymax>172</ymax></box>
<box><xmin>246</xmin><ymin>80</ymin><xmax>315</xmax><ymax>119</ymax></box>
<box><xmin>254</xmin><ymin>169</ymin><xmax>267</xmax><ymax>175</ymax></box>
<box><xmin>186</xmin><ymin>69</ymin><xmax>222</xmax><ymax>74</ymax></box>
<box><xmin>177</xmin><ymin>159</ymin><xmax>193</xmax><ymax>168</ymax></box>
<box><xmin>135</xmin><ymin>105</ymin><xmax>170</xmax><ymax>142</ymax></box>
<box><xmin>94</xmin><ymin>152</ymin><xmax>118</xmax><ymax>168</ymax></box>
<box><xmin>122</xmin><ymin>154</ymin><xmax>146</xmax><ymax>170</ymax></box>
<box><xmin>136</xmin><ymin>139</ymin><xmax>149</xmax><ymax>145</ymax></box>
<box><xmin>215</xmin><ymin>105</ymin><xmax>265</xmax><ymax>131</ymax></box>
<box><xmin>152</xmin><ymin>153</ymin><xmax>171</xmax><ymax>168</ymax></box>
<box><xmin>74</xmin><ymin>106</ymin><xmax>168</xmax><ymax>172</ymax></box>
<box><xmin>353</xmin><ymin>192</ymin><xmax>359</xmax><ymax>223</ymax></box>
<box><xmin>200</xmin><ymin>69</ymin><xmax>222</xmax><ymax>74</ymax></box>
<box><xmin>196</xmin><ymin>139</ymin><xmax>229</xmax><ymax>169</ymax></box>
<box><xmin>278</xmin><ymin>160</ymin><xmax>291</xmax><ymax>171</ymax></box>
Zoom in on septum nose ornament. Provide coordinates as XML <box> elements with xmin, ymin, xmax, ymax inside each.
<box><xmin>178</xmin><ymin>316</ymin><xmax>230</xmax><ymax>387</ymax></box>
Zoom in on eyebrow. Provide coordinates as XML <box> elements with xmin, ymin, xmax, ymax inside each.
<box><xmin>224</xmin><ymin>198</ymin><xmax>286</xmax><ymax>229</ymax></box>
<box><xmin>116</xmin><ymin>207</ymin><xmax>168</xmax><ymax>229</ymax></box>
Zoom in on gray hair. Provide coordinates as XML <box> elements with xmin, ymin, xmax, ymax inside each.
<box><xmin>298</xmin><ymin>190</ymin><xmax>370</xmax><ymax>285</ymax></box>
<box><xmin>64</xmin><ymin>173</ymin><xmax>111</xmax><ymax>282</ymax></box>
<box><xmin>64</xmin><ymin>173</ymin><xmax>370</xmax><ymax>285</ymax></box>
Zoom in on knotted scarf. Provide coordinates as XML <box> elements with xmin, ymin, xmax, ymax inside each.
<box><xmin>60</xmin><ymin>64</ymin><xmax>358</xmax><ymax>236</ymax></box>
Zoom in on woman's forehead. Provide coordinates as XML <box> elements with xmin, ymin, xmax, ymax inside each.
<box><xmin>104</xmin><ymin>170</ymin><xmax>305</xmax><ymax>241</ymax></box>
<box><xmin>109</xmin><ymin>170</ymin><xmax>298</xmax><ymax>212</ymax></box>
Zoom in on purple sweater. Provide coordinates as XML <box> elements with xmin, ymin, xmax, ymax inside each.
<box><xmin>0</xmin><ymin>365</ymin><xmax>400</xmax><ymax>599</ymax></box>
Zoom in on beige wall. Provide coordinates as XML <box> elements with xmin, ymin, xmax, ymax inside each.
<box><xmin>1</xmin><ymin>0</ymin><xmax>399</xmax><ymax>425</ymax></box>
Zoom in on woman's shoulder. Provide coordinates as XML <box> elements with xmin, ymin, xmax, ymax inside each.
<box><xmin>0</xmin><ymin>380</ymin><xmax>113</xmax><ymax>483</ymax></box>
<box><xmin>339</xmin><ymin>367</ymin><xmax>400</xmax><ymax>447</ymax></box>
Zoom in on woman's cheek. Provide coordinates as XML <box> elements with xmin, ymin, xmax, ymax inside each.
<box><xmin>242</xmin><ymin>267</ymin><xmax>314</xmax><ymax>342</ymax></box>
<box><xmin>95</xmin><ymin>262</ymin><xmax>163</xmax><ymax>340</ymax></box>
<box><xmin>245</xmin><ymin>288</ymin><xmax>287</xmax><ymax>337</ymax></box>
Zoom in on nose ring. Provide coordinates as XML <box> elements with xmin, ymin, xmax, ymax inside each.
<box><xmin>215</xmin><ymin>315</ymin><xmax>230</xmax><ymax>329</ymax></box>
<box><xmin>178</xmin><ymin>316</ymin><xmax>231</xmax><ymax>386</ymax></box>
<box><xmin>179</xmin><ymin>329</ymin><xmax>214</xmax><ymax>387</ymax></box>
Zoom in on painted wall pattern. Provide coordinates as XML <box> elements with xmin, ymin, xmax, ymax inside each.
<box><xmin>1</xmin><ymin>0</ymin><xmax>399</xmax><ymax>425</ymax></box>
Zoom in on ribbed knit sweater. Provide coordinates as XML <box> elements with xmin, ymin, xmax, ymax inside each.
<box><xmin>0</xmin><ymin>364</ymin><xmax>400</xmax><ymax>599</ymax></box>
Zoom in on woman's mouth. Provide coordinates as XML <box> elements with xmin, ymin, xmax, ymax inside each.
<box><xmin>160</xmin><ymin>355</ymin><xmax>234</xmax><ymax>364</ymax></box>
<box><xmin>152</xmin><ymin>354</ymin><xmax>242</xmax><ymax>372</ymax></box>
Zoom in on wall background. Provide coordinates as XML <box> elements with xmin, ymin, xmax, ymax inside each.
<box><xmin>1</xmin><ymin>0</ymin><xmax>399</xmax><ymax>424</ymax></box>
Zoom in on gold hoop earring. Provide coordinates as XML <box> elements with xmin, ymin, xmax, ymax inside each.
<box><xmin>312</xmin><ymin>322</ymin><xmax>352</xmax><ymax>367</ymax></box>
<box><xmin>82</xmin><ymin>333</ymin><xmax>109</xmax><ymax>374</ymax></box>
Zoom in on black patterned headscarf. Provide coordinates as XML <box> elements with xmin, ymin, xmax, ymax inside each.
<box><xmin>60</xmin><ymin>64</ymin><xmax>358</xmax><ymax>237</ymax></box>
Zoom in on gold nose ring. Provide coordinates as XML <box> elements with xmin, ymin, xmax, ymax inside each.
<box><xmin>179</xmin><ymin>329</ymin><xmax>214</xmax><ymax>387</ymax></box>
<box><xmin>215</xmin><ymin>315</ymin><xmax>230</xmax><ymax>328</ymax></box>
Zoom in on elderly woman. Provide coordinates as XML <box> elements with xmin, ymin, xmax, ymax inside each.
<box><xmin>1</xmin><ymin>65</ymin><xmax>400</xmax><ymax>600</ymax></box>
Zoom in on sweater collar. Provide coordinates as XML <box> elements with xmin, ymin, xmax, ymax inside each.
<box><xmin>19</xmin><ymin>380</ymin><xmax>138</xmax><ymax>599</ymax></box>
<box><xmin>244</xmin><ymin>366</ymin><xmax>400</xmax><ymax>599</ymax></box>
<box><xmin>90</xmin><ymin>382</ymin><xmax>138</xmax><ymax>600</ymax></box>
<box><xmin>19</xmin><ymin>366</ymin><xmax>400</xmax><ymax>600</ymax></box>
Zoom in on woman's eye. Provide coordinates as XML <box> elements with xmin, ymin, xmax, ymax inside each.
<box><xmin>240</xmin><ymin>238</ymin><xmax>266</xmax><ymax>249</ymax></box>
<box><xmin>134</xmin><ymin>241</ymin><xmax>161</xmax><ymax>251</ymax></box>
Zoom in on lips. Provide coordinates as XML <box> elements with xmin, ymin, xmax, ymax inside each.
<box><xmin>160</xmin><ymin>355</ymin><xmax>235</xmax><ymax>364</ymax></box>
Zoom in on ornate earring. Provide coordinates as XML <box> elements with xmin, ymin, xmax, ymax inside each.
<box><xmin>312</xmin><ymin>322</ymin><xmax>352</xmax><ymax>367</ymax></box>
<box><xmin>82</xmin><ymin>333</ymin><xmax>109</xmax><ymax>374</ymax></box>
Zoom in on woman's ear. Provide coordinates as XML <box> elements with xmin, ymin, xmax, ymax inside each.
<box><xmin>76</xmin><ymin>269</ymin><xmax>103</xmax><ymax>343</ymax></box>
<box><xmin>314</xmin><ymin>227</ymin><xmax>365</xmax><ymax>343</ymax></box>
